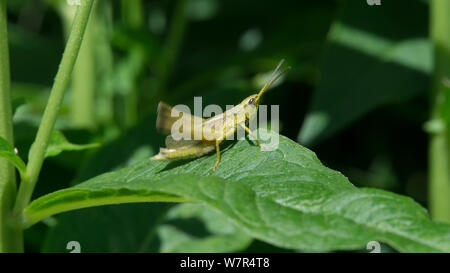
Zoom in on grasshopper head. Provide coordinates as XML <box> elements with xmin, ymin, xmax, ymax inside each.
<box><xmin>242</xmin><ymin>94</ymin><xmax>259</xmax><ymax>119</ymax></box>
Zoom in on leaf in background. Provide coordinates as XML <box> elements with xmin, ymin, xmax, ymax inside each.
<box><xmin>167</xmin><ymin>0</ymin><xmax>335</xmax><ymax>103</ymax></box>
<box><xmin>0</xmin><ymin>136</ymin><xmax>26</xmax><ymax>176</ymax></box>
<box><xmin>45</xmin><ymin>131</ymin><xmax>100</xmax><ymax>158</ymax></box>
<box><xmin>11</xmin><ymin>82</ymin><xmax>73</xmax><ymax>129</ymax></box>
<box><xmin>42</xmin><ymin>202</ymin><xmax>252</xmax><ymax>253</ymax></box>
<box><xmin>25</xmin><ymin>130</ymin><xmax>450</xmax><ymax>252</ymax></box>
<box><xmin>75</xmin><ymin>114</ymin><xmax>163</xmax><ymax>180</ymax></box>
<box><xmin>12</xmin><ymin>97</ymin><xmax>26</xmax><ymax>116</ymax></box>
<box><xmin>298</xmin><ymin>0</ymin><xmax>431</xmax><ymax>146</ymax></box>
<box><xmin>157</xmin><ymin>203</ymin><xmax>252</xmax><ymax>253</ymax></box>
<box><xmin>42</xmin><ymin>203</ymin><xmax>172</xmax><ymax>253</ymax></box>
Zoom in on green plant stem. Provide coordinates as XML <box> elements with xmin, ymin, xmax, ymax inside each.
<box><xmin>0</xmin><ymin>0</ymin><xmax>22</xmax><ymax>252</ymax></box>
<box><xmin>71</xmin><ymin>20</ymin><xmax>96</xmax><ymax>129</ymax></box>
<box><xmin>157</xmin><ymin>0</ymin><xmax>188</xmax><ymax>100</ymax></box>
<box><xmin>429</xmin><ymin>0</ymin><xmax>450</xmax><ymax>223</ymax></box>
<box><xmin>95</xmin><ymin>1</ymin><xmax>115</xmax><ymax>128</ymax></box>
<box><xmin>118</xmin><ymin>0</ymin><xmax>144</xmax><ymax>128</ymax></box>
<box><xmin>12</xmin><ymin>0</ymin><xmax>95</xmax><ymax>221</ymax></box>
<box><xmin>63</xmin><ymin>3</ymin><xmax>97</xmax><ymax>129</ymax></box>
<box><xmin>121</xmin><ymin>0</ymin><xmax>143</xmax><ymax>29</ymax></box>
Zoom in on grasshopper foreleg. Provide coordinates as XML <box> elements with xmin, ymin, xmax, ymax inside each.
<box><xmin>212</xmin><ymin>139</ymin><xmax>224</xmax><ymax>172</ymax></box>
<box><xmin>239</xmin><ymin>124</ymin><xmax>262</xmax><ymax>147</ymax></box>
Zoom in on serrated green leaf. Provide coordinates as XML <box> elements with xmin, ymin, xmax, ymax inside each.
<box><xmin>25</xmin><ymin>130</ymin><xmax>450</xmax><ymax>252</ymax></box>
<box><xmin>45</xmin><ymin>131</ymin><xmax>100</xmax><ymax>158</ymax></box>
<box><xmin>42</xmin><ymin>114</ymin><xmax>251</xmax><ymax>253</ymax></box>
<box><xmin>0</xmin><ymin>136</ymin><xmax>26</xmax><ymax>176</ymax></box>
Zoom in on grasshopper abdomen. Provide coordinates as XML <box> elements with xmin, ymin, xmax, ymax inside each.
<box><xmin>152</xmin><ymin>141</ymin><xmax>215</xmax><ymax>160</ymax></box>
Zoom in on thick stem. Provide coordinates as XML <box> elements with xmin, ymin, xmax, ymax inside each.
<box><xmin>0</xmin><ymin>0</ymin><xmax>23</xmax><ymax>252</ymax></box>
<box><xmin>65</xmin><ymin>4</ymin><xmax>97</xmax><ymax>129</ymax></box>
<box><xmin>12</xmin><ymin>0</ymin><xmax>95</xmax><ymax>221</ymax></box>
<box><xmin>429</xmin><ymin>0</ymin><xmax>450</xmax><ymax>222</ymax></box>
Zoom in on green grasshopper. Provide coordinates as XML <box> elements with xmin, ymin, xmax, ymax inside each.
<box><xmin>151</xmin><ymin>59</ymin><xmax>290</xmax><ymax>171</ymax></box>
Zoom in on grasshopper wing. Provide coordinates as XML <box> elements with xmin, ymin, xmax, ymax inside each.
<box><xmin>165</xmin><ymin>135</ymin><xmax>202</xmax><ymax>148</ymax></box>
<box><xmin>156</xmin><ymin>102</ymin><xmax>205</xmax><ymax>138</ymax></box>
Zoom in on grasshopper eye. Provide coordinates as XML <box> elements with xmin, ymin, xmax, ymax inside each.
<box><xmin>248</xmin><ymin>98</ymin><xmax>255</xmax><ymax>105</ymax></box>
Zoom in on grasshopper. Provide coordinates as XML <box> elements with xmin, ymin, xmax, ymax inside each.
<box><xmin>151</xmin><ymin>59</ymin><xmax>290</xmax><ymax>171</ymax></box>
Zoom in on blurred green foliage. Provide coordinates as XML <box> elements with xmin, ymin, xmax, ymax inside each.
<box><xmin>2</xmin><ymin>0</ymin><xmax>438</xmax><ymax>252</ymax></box>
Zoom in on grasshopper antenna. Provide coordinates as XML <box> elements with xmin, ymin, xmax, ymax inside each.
<box><xmin>261</xmin><ymin>59</ymin><xmax>284</xmax><ymax>90</ymax></box>
<box><xmin>256</xmin><ymin>59</ymin><xmax>291</xmax><ymax>103</ymax></box>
